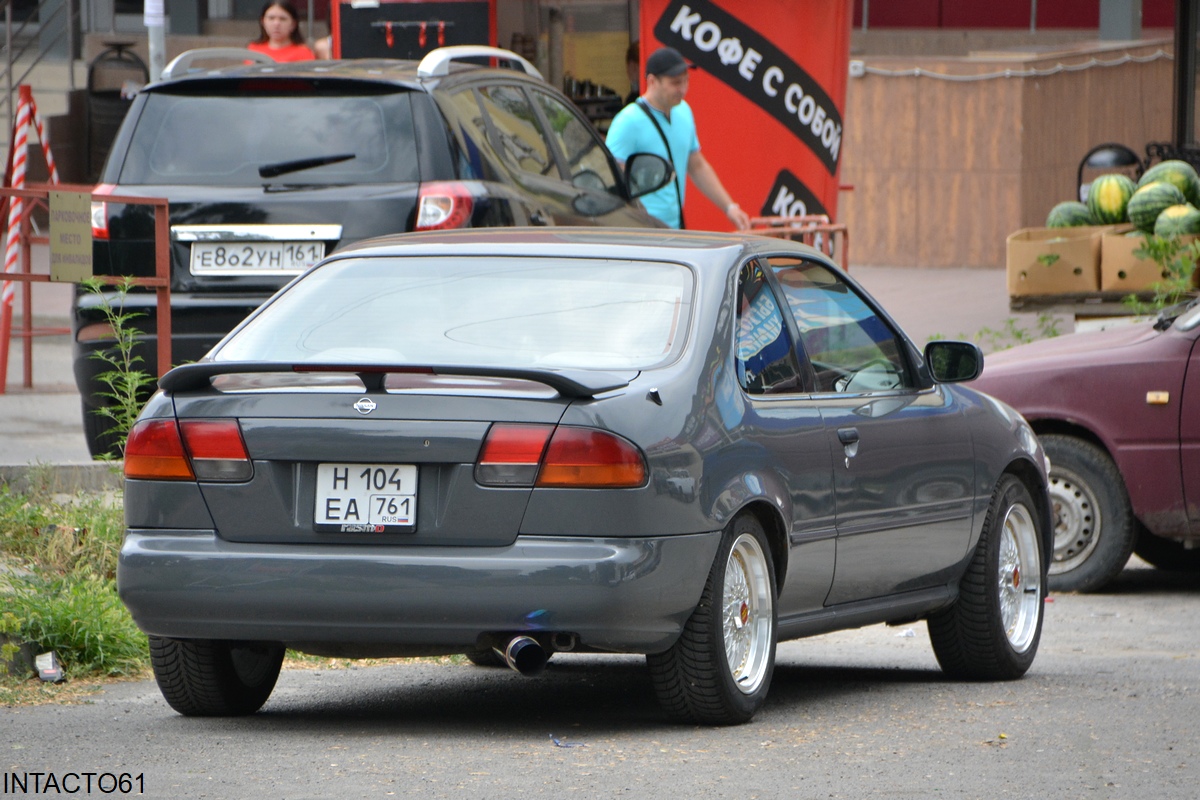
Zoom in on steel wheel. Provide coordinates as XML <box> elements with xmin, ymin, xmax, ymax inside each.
<box><xmin>1039</xmin><ymin>434</ymin><xmax>1135</xmax><ymax>593</ymax></box>
<box><xmin>1047</xmin><ymin>464</ymin><xmax>1101</xmax><ymax>575</ymax></box>
<box><xmin>722</xmin><ymin>532</ymin><xmax>773</xmax><ymax>694</ymax></box>
<box><xmin>998</xmin><ymin>502</ymin><xmax>1042</xmax><ymax>653</ymax></box>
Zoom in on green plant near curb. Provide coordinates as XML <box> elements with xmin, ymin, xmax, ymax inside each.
<box><xmin>0</xmin><ymin>612</ymin><xmax>22</xmax><ymax>677</ymax></box>
<box><xmin>80</xmin><ymin>276</ymin><xmax>156</xmax><ymax>457</ymax></box>
<box><xmin>931</xmin><ymin>312</ymin><xmax>1064</xmax><ymax>353</ymax></box>
<box><xmin>1128</xmin><ymin>234</ymin><xmax>1200</xmax><ymax>314</ymax></box>
<box><xmin>0</xmin><ymin>484</ymin><xmax>146</xmax><ymax>680</ymax></box>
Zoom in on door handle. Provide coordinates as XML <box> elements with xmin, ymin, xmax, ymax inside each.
<box><xmin>529</xmin><ymin>210</ymin><xmax>550</xmax><ymax>225</ymax></box>
<box><xmin>838</xmin><ymin>427</ymin><xmax>860</xmax><ymax>464</ymax></box>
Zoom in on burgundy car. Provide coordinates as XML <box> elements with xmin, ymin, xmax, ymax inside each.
<box><xmin>970</xmin><ymin>297</ymin><xmax>1200</xmax><ymax>592</ymax></box>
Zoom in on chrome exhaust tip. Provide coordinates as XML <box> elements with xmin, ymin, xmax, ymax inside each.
<box><xmin>493</xmin><ymin>635</ymin><xmax>547</xmax><ymax>676</ymax></box>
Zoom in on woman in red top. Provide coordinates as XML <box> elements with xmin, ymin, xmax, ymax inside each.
<box><xmin>247</xmin><ymin>1</ymin><xmax>315</xmax><ymax>62</ymax></box>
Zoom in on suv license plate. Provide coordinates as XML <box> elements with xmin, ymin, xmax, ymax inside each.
<box><xmin>190</xmin><ymin>241</ymin><xmax>325</xmax><ymax>275</ymax></box>
<box><xmin>314</xmin><ymin>463</ymin><xmax>417</xmax><ymax>533</ymax></box>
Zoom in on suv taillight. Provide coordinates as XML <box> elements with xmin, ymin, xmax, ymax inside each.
<box><xmin>91</xmin><ymin>183</ymin><xmax>115</xmax><ymax>240</ymax></box>
<box><xmin>475</xmin><ymin>424</ymin><xmax>646</xmax><ymax>489</ymax></box>
<box><xmin>125</xmin><ymin>419</ymin><xmax>252</xmax><ymax>482</ymax></box>
<box><xmin>415</xmin><ymin>181</ymin><xmax>474</xmax><ymax>230</ymax></box>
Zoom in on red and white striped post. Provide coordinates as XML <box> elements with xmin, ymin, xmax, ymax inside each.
<box><xmin>1</xmin><ymin>84</ymin><xmax>60</xmax><ymax>391</ymax></box>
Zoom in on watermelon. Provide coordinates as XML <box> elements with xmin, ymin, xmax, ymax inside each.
<box><xmin>1046</xmin><ymin>201</ymin><xmax>1095</xmax><ymax>228</ymax></box>
<box><xmin>1153</xmin><ymin>203</ymin><xmax>1200</xmax><ymax>237</ymax></box>
<box><xmin>1087</xmin><ymin>173</ymin><xmax>1137</xmax><ymax>224</ymax></box>
<box><xmin>1127</xmin><ymin>181</ymin><xmax>1186</xmax><ymax>233</ymax></box>
<box><xmin>1138</xmin><ymin>159</ymin><xmax>1200</xmax><ymax>206</ymax></box>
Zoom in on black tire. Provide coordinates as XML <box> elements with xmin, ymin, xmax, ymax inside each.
<box><xmin>647</xmin><ymin>514</ymin><xmax>777</xmax><ymax>725</ymax></box>
<box><xmin>929</xmin><ymin>475</ymin><xmax>1045</xmax><ymax>681</ymax></box>
<box><xmin>1041</xmin><ymin>434</ymin><xmax>1135</xmax><ymax>593</ymax></box>
<box><xmin>149</xmin><ymin>637</ymin><xmax>284</xmax><ymax>717</ymax></box>
<box><xmin>1134</xmin><ymin>525</ymin><xmax>1200</xmax><ymax>571</ymax></box>
<box><xmin>81</xmin><ymin>401</ymin><xmax>126</xmax><ymax>459</ymax></box>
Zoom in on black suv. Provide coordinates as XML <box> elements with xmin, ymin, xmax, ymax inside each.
<box><xmin>76</xmin><ymin>46</ymin><xmax>671</xmax><ymax>455</ymax></box>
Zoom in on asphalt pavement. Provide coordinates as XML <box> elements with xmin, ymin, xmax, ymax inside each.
<box><xmin>0</xmin><ymin>244</ymin><xmax>1049</xmax><ymax>489</ymax></box>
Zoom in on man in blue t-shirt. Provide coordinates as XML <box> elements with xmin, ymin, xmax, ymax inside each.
<box><xmin>606</xmin><ymin>46</ymin><xmax>751</xmax><ymax>231</ymax></box>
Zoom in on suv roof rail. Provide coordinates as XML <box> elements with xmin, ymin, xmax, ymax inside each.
<box><xmin>417</xmin><ymin>45</ymin><xmax>543</xmax><ymax>81</ymax></box>
<box><xmin>161</xmin><ymin>48</ymin><xmax>274</xmax><ymax>80</ymax></box>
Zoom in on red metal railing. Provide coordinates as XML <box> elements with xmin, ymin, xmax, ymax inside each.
<box><xmin>748</xmin><ymin>214</ymin><xmax>850</xmax><ymax>272</ymax></box>
<box><xmin>0</xmin><ymin>183</ymin><xmax>171</xmax><ymax>392</ymax></box>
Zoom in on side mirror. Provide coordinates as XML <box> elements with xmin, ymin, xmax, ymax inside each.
<box><xmin>625</xmin><ymin>153</ymin><xmax>673</xmax><ymax>199</ymax></box>
<box><xmin>924</xmin><ymin>340</ymin><xmax>983</xmax><ymax>383</ymax></box>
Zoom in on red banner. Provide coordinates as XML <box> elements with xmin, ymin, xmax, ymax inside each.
<box><xmin>639</xmin><ymin>0</ymin><xmax>852</xmax><ymax>230</ymax></box>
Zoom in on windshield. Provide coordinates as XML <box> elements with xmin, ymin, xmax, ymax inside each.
<box><xmin>215</xmin><ymin>256</ymin><xmax>694</xmax><ymax>370</ymax></box>
<box><xmin>118</xmin><ymin>89</ymin><xmax>418</xmax><ymax>185</ymax></box>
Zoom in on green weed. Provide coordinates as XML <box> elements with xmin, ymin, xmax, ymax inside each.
<box><xmin>1128</xmin><ymin>234</ymin><xmax>1200</xmax><ymax>313</ymax></box>
<box><xmin>929</xmin><ymin>312</ymin><xmax>1064</xmax><ymax>353</ymax></box>
<box><xmin>80</xmin><ymin>276</ymin><xmax>155</xmax><ymax>457</ymax></box>
<box><xmin>0</xmin><ymin>484</ymin><xmax>146</xmax><ymax>681</ymax></box>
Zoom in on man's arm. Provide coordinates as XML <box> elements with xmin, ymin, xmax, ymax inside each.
<box><xmin>687</xmin><ymin>151</ymin><xmax>751</xmax><ymax>230</ymax></box>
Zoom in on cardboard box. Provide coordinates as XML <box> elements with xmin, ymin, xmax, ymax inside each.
<box><xmin>1099</xmin><ymin>225</ymin><xmax>1190</xmax><ymax>292</ymax></box>
<box><xmin>1006</xmin><ymin>226</ymin><xmax>1107</xmax><ymax>297</ymax></box>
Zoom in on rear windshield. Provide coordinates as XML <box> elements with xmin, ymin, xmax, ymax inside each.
<box><xmin>116</xmin><ymin>87</ymin><xmax>419</xmax><ymax>185</ymax></box>
<box><xmin>215</xmin><ymin>256</ymin><xmax>694</xmax><ymax>371</ymax></box>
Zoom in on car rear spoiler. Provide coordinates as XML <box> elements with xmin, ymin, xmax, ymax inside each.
<box><xmin>159</xmin><ymin>362</ymin><xmax>632</xmax><ymax>399</ymax></box>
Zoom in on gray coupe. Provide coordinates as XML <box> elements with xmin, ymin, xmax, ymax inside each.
<box><xmin>118</xmin><ymin>228</ymin><xmax>1051</xmax><ymax>725</ymax></box>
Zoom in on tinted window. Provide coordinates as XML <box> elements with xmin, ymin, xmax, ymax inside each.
<box><xmin>475</xmin><ymin>85</ymin><xmax>556</xmax><ymax>177</ymax></box>
<box><xmin>216</xmin><ymin>256</ymin><xmax>692</xmax><ymax>371</ymax></box>
<box><xmin>439</xmin><ymin>87</ymin><xmax>500</xmax><ymax>181</ymax></box>
<box><xmin>769</xmin><ymin>257</ymin><xmax>909</xmax><ymax>393</ymax></box>
<box><xmin>118</xmin><ymin>90</ymin><xmax>418</xmax><ymax>185</ymax></box>
<box><xmin>736</xmin><ymin>261</ymin><xmax>801</xmax><ymax>394</ymax></box>
<box><xmin>530</xmin><ymin>89</ymin><xmax>619</xmax><ymax>193</ymax></box>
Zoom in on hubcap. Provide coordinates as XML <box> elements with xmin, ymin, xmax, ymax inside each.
<box><xmin>998</xmin><ymin>502</ymin><xmax>1042</xmax><ymax>653</ymax></box>
<box><xmin>722</xmin><ymin>532</ymin><xmax>773</xmax><ymax>694</ymax></box>
<box><xmin>1047</xmin><ymin>466</ymin><xmax>1101</xmax><ymax>575</ymax></box>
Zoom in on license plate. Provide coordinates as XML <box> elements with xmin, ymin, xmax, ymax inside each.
<box><xmin>190</xmin><ymin>241</ymin><xmax>325</xmax><ymax>275</ymax></box>
<box><xmin>314</xmin><ymin>463</ymin><xmax>417</xmax><ymax>533</ymax></box>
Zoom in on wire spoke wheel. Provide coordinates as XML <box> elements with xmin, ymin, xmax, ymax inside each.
<box><xmin>928</xmin><ymin>475</ymin><xmax>1045</xmax><ymax>680</ymax></box>
<box><xmin>722</xmin><ymin>533</ymin><xmax>773</xmax><ymax>694</ymax></box>
<box><xmin>997</xmin><ymin>502</ymin><xmax>1042</xmax><ymax>653</ymax></box>
<box><xmin>648</xmin><ymin>514</ymin><xmax>777</xmax><ymax>724</ymax></box>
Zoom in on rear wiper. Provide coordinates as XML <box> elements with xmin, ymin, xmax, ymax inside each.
<box><xmin>258</xmin><ymin>153</ymin><xmax>355</xmax><ymax>179</ymax></box>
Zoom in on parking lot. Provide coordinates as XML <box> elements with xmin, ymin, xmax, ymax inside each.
<box><xmin>1</xmin><ymin>561</ymin><xmax>1195</xmax><ymax>798</ymax></box>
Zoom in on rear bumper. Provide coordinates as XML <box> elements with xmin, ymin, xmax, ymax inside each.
<box><xmin>118</xmin><ymin>530</ymin><xmax>722</xmax><ymax>654</ymax></box>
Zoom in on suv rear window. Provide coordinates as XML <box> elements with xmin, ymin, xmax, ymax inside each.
<box><xmin>215</xmin><ymin>256</ymin><xmax>693</xmax><ymax>370</ymax></box>
<box><xmin>116</xmin><ymin>88</ymin><xmax>419</xmax><ymax>186</ymax></box>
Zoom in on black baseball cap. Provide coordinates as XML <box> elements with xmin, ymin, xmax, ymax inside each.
<box><xmin>645</xmin><ymin>47</ymin><xmax>694</xmax><ymax>77</ymax></box>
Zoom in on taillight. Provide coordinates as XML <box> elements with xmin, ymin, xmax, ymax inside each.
<box><xmin>124</xmin><ymin>418</ymin><xmax>252</xmax><ymax>482</ymax></box>
<box><xmin>91</xmin><ymin>183</ymin><xmax>115</xmax><ymax>240</ymax></box>
<box><xmin>475</xmin><ymin>424</ymin><xmax>554</xmax><ymax>486</ymax></box>
<box><xmin>538</xmin><ymin>427</ymin><xmax>646</xmax><ymax>488</ymax></box>
<box><xmin>179</xmin><ymin>420</ymin><xmax>253</xmax><ymax>481</ymax></box>
<box><xmin>475</xmin><ymin>424</ymin><xmax>646</xmax><ymax>489</ymax></box>
<box><xmin>415</xmin><ymin>181</ymin><xmax>474</xmax><ymax>230</ymax></box>
<box><xmin>125</xmin><ymin>420</ymin><xmax>194</xmax><ymax>480</ymax></box>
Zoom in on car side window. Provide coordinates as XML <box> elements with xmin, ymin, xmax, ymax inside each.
<box><xmin>475</xmin><ymin>85</ymin><xmax>556</xmax><ymax>177</ymax></box>
<box><xmin>769</xmin><ymin>257</ymin><xmax>911</xmax><ymax>394</ymax></box>
<box><xmin>529</xmin><ymin>89</ymin><xmax>619</xmax><ymax>193</ymax></box>
<box><xmin>439</xmin><ymin>88</ymin><xmax>501</xmax><ymax>182</ymax></box>
<box><xmin>736</xmin><ymin>261</ymin><xmax>803</xmax><ymax>395</ymax></box>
